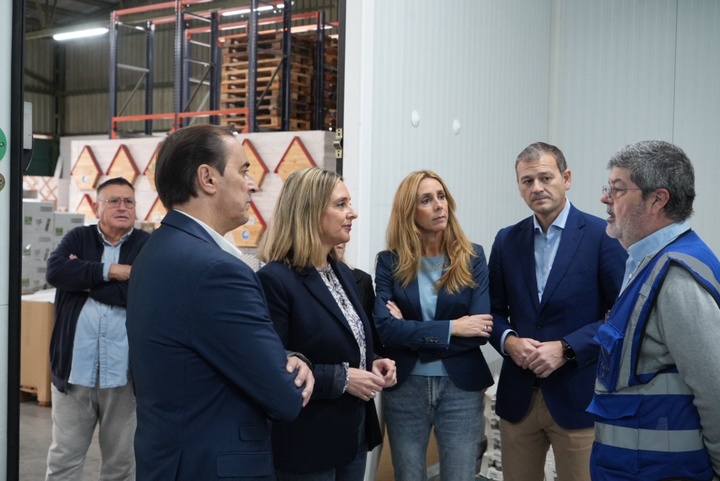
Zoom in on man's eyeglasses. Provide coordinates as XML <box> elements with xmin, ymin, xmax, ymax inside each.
<box><xmin>97</xmin><ymin>197</ymin><xmax>136</xmax><ymax>208</ymax></box>
<box><xmin>601</xmin><ymin>185</ymin><xmax>642</xmax><ymax>199</ymax></box>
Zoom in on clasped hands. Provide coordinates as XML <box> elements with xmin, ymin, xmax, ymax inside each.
<box><xmin>504</xmin><ymin>335</ymin><xmax>566</xmax><ymax>378</ymax></box>
<box><xmin>346</xmin><ymin>358</ymin><xmax>397</xmax><ymax>402</ymax></box>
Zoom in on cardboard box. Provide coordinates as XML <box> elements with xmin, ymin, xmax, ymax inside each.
<box><xmin>21</xmin><ymin>258</ymin><xmax>49</xmax><ymax>294</ymax></box>
<box><xmin>20</xmin><ymin>289</ymin><xmax>56</xmax><ymax>406</ymax></box>
<box><xmin>22</xmin><ymin>201</ymin><xmax>55</xmax><ymax>234</ymax></box>
<box><xmin>22</xmin><ymin>230</ymin><xmax>54</xmax><ymax>263</ymax></box>
<box><xmin>53</xmin><ymin>212</ymin><xmax>85</xmax><ymax>239</ymax></box>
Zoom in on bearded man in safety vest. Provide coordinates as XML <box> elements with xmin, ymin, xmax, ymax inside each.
<box><xmin>589</xmin><ymin>140</ymin><xmax>720</xmax><ymax>481</ymax></box>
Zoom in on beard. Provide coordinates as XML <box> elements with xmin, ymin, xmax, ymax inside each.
<box><xmin>606</xmin><ymin>201</ymin><xmax>647</xmax><ymax>248</ymax></box>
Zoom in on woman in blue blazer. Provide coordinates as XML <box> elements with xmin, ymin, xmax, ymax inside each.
<box><xmin>257</xmin><ymin>167</ymin><xmax>397</xmax><ymax>481</ymax></box>
<box><xmin>374</xmin><ymin>170</ymin><xmax>494</xmax><ymax>481</ymax></box>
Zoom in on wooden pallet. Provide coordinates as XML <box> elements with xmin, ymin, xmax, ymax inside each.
<box><xmin>220</xmin><ymin>89</ymin><xmax>313</xmax><ymax>104</ymax></box>
<box><xmin>221</xmin><ymin>115</ymin><xmax>312</xmax><ymax>131</ymax></box>
<box><xmin>221</xmin><ymin>82</ymin><xmax>312</xmax><ymax>98</ymax></box>
<box><xmin>222</xmin><ymin>39</ymin><xmax>315</xmax><ymax>58</ymax></box>
<box><xmin>222</xmin><ymin>66</ymin><xmax>312</xmax><ymax>85</ymax></box>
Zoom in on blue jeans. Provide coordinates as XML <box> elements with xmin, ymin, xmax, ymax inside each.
<box><xmin>384</xmin><ymin>375</ymin><xmax>484</xmax><ymax>481</ymax></box>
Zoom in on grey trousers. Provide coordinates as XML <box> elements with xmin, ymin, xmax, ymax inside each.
<box><xmin>46</xmin><ymin>382</ymin><xmax>136</xmax><ymax>481</ymax></box>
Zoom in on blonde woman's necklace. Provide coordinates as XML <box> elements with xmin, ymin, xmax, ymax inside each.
<box><xmin>422</xmin><ymin>254</ymin><xmax>446</xmax><ymax>271</ymax></box>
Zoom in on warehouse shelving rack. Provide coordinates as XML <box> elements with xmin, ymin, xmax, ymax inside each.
<box><xmin>108</xmin><ymin>0</ymin><xmax>336</xmax><ymax>139</ymax></box>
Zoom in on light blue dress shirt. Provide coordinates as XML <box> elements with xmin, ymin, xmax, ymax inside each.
<box><xmin>411</xmin><ymin>255</ymin><xmax>451</xmax><ymax>377</ymax></box>
<box><xmin>533</xmin><ymin>200</ymin><xmax>571</xmax><ymax>301</ymax></box>
<box><xmin>68</xmin><ymin>226</ymin><xmax>132</xmax><ymax>388</ymax></box>
<box><xmin>620</xmin><ymin>220</ymin><xmax>690</xmax><ymax>293</ymax></box>
<box><xmin>500</xmin><ymin>200</ymin><xmax>571</xmax><ymax>355</ymax></box>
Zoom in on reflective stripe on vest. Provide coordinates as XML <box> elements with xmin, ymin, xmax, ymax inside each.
<box><xmin>595</xmin><ymin>423</ymin><xmax>705</xmax><ymax>452</ymax></box>
<box><xmin>596</xmin><ymin>371</ymin><xmax>692</xmax><ymax>397</ymax></box>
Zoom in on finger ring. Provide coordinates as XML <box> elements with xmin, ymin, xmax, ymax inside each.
<box><xmin>370</xmin><ymin>391</ymin><xmax>376</xmax><ymax>397</ymax></box>
<box><xmin>483</xmin><ymin>325</ymin><xmax>488</xmax><ymax>332</ymax></box>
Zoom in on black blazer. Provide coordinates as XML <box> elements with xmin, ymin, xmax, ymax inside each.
<box><xmin>257</xmin><ymin>258</ymin><xmax>382</xmax><ymax>473</ymax></box>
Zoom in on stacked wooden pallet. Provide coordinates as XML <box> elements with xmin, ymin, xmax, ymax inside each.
<box><xmin>220</xmin><ymin>31</ymin><xmax>316</xmax><ymax>131</ymax></box>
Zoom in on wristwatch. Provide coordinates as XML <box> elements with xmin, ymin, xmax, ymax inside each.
<box><xmin>560</xmin><ymin>339</ymin><xmax>576</xmax><ymax>361</ymax></box>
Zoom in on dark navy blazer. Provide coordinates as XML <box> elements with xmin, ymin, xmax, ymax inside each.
<box><xmin>488</xmin><ymin>204</ymin><xmax>626</xmax><ymax>429</ymax></box>
<box><xmin>127</xmin><ymin>210</ymin><xmax>304</xmax><ymax>481</ymax></box>
<box><xmin>373</xmin><ymin>243</ymin><xmax>494</xmax><ymax>392</ymax></box>
<box><xmin>257</xmin><ymin>258</ymin><xmax>382</xmax><ymax>474</ymax></box>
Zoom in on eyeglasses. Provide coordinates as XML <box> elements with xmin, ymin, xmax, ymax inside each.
<box><xmin>601</xmin><ymin>185</ymin><xmax>642</xmax><ymax>200</ymax></box>
<box><xmin>97</xmin><ymin>197</ymin><xmax>136</xmax><ymax>208</ymax></box>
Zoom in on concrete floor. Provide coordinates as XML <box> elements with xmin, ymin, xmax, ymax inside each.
<box><xmin>19</xmin><ymin>399</ymin><xmax>100</xmax><ymax>480</ymax></box>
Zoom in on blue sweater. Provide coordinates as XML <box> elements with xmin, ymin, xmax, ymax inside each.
<box><xmin>46</xmin><ymin>225</ymin><xmax>149</xmax><ymax>392</ymax></box>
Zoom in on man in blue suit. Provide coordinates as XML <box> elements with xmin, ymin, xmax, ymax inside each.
<box><xmin>126</xmin><ymin>124</ymin><xmax>314</xmax><ymax>481</ymax></box>
<box><xmin>488</xmin><ymin>142</ymin><xmax>626</xmax><ymax>481</ymax></box>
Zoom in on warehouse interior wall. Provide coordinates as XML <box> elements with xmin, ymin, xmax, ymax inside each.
<box><xmin>343</xmin><ymin>0</ymin><xmax>720</xmax><ymax>282</ymax></box>
<box><xmin>342</xmin><ymin>0</ymin><xmax>720</xmax><ymax>371</ymax></box>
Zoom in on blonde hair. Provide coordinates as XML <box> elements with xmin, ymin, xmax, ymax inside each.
<box><xmin>386</xmin><ymin>170</ymin><xmax>476</xmax><ymax>294</ymax></box>
<box><xmin>258</xmin><ymin>167</ymin><xmax>343</xmax><ymax>270</ymax></box>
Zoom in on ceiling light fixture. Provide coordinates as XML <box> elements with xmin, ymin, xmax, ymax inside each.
<box><xmin>222</xmin><ymin>5</ymin><xmax>276</xmax><ymax>17</ymax></box>
<box><xmin>53</xmin><ymin>27</ymin><xmax>109</xmax><ymax>41</ymax></box>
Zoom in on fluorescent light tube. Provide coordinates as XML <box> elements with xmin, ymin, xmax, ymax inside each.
<box><xmin>53</xmin><ymin>27</ymin><xmax>109</xmax><ymax>41</ymax></box>
<box><xmin>222</xmin><ymin>5</ymin><xmax>274</xmax><ymax>17</ymax></box>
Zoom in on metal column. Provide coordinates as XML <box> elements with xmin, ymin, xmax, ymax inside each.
<box><xmin>313</xmin><ymin>11</ymin><xmax>325</xmax><ymax>131</ymax></box>
<box><xmin>108</xmin><ymin>12</ymin><xmax>119</xmax><ymax>137</ymax></box>
<box><xmin>173</xmin><ymin>0</ymin><xmax>184</xmax><ymax>131</ymax></box>
<box><xmin>210</xmin><ymin>11</ymin><xmax>220</xmax><ymax>125</ymax></box>
<box><xmin>335</xmin><ymin>0</ymin><xmax>346</xmax><ymax>174</ymax></box>
<box><xmin>144</xmin><ymin>22</ymin><xmax>155</xmax><ymax>135</ymax></box>
<box><xmin>247</xmin><ymin>0</ymin><xmax>258</xmax><ymax>132</ymax></box>
<box><xmin>4</xmin><ymin>0</ymin><xmax>30</xmax><ymax>477</ymax></box>
<box><xmin>281</xmin><ymin>0</ymin><xmax>292</xmax><ymax>131</ymax></box>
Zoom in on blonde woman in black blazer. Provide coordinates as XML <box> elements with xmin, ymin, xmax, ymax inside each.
<box><xmin>258</xmin><ymin>167</ymin><xmax>397</xmax><ymax>481</ymax></box>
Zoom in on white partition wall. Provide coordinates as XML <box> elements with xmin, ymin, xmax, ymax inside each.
<box><xmin>672</xmin><ymin>1</ymin><xmax>720</xmax><ymax>253</ymax></box>
<box><xmin>344</xmin><ymin>0</ymin><xmax>720</xmax><ymax>271</ymax></box>
<box><xmin>344</xmin><ymin>0</ymin><xmax>553</xmax><ymax>273</ymax></box>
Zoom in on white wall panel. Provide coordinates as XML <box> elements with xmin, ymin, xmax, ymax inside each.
<box><xmin>550</xmin><ymin>0</ymin><xmax>678</xmax><ymax>221</ymax></box>
<box><xmin>345</xmin><ymin>0</ymin><xmax>552</xmax><ymax>273</ymax></box>
<box><xmin>346</xmin><ymin>0</ymin><xmax>720</xmax><ymax>269</ymax></box>
<box><xmin>674</xmin><ymin>0</ymin><xmax>720</xmax><ymax>254</ymax></box>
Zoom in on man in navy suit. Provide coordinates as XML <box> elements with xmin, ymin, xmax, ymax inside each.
<box><xmin>126</xmin><ymin>124</ymin><xmax>314</xmax><ymax>481</ymax></box>
<box><xmin>488</xmin><ymin>142</ymin><xmax>626</xmax><ymax>481</ymax></box>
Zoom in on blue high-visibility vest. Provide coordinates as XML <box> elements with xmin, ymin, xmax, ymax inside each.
<box><xmin>588</xmin><ymin>230</ymin><xmax>720</xmax><ymax>481</ymax></box>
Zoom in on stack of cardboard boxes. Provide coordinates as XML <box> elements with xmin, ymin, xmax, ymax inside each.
<box><xmin>22</xmin><ymin>200</ymin><xmax>85</xmax><ymax>294</ymax></box>
<box><xmin>21</xmin><ymin>200</ymin><xmax>85</xmax><ymax>406</ymax></box>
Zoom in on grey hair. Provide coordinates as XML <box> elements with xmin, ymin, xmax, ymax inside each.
<box><xmin>608</xmin><ymin>140</ymin><xmax>695</xmax><ymax>222</ymax></box>
<box><xmin>515</xmin><ymin>142</ymin><xmax>567</xmax><ymax>173</ymax></box>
